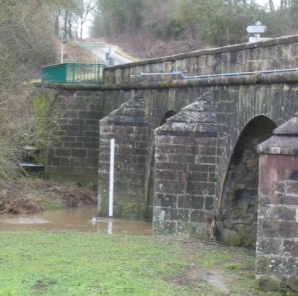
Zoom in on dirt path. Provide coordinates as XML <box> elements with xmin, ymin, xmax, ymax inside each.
<box><xmin>160</xmin><ymin>238</ymin><xmax>260</xmax><ymax>295</ymax></box>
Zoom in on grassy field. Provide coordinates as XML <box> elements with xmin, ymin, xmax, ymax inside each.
<box><xmin>0</xmin><ymin>232</ymin><xmax>296</xmax><ymax>296</ymax></box>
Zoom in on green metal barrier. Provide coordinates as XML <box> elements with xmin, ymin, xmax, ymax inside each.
<box><xmin>42</xmin><ymin>62</ymin><xmax>105</xmax><ymax>84</ymax></box>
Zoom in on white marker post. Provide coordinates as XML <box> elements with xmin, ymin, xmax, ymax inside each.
<box><xmin>109</xmin><ymin>139</ymin><xmax>115</xmax><ymax>217</ymax></box>
<box><xmin>108</xmin><ymin>221</ymin><xmax>113</xmax><ymax>234</ymax></box>
<box><xmin>61</xmin><ymin>34</ymin><xmax>68</xmax><ymax>63</ymax></box>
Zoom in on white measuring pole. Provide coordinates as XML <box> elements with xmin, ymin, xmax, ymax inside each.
<box><xmin>108</xmin><ymin>221</ymin><xmax>113</xmax><ymax>234</ymax></box>
<box><xmin>109</xmin><ymin>139</ymin><xmax>115</xmax><ymax>217</ymax></box>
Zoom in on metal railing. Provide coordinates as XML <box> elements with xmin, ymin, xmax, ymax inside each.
<box><xmin>42</xmin><ymin>62</ymin><xmax>105</xmax><ymax>84</ymax></box>
<box><xmin>130</xmin><ymin>68</ymin><xmax>298</xmax><ymax>80</ymax></box>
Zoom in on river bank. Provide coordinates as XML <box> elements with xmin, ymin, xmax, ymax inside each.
<box><xmin>0</xmin><ymin>178</ymin><xmax>97</xmax><ymax>214</ymax></box>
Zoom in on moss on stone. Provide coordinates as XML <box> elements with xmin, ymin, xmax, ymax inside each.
<box><xmin>114</xmin><ymin>194</ymin><xmax>146</xmax><ymax>220</ymax></box>
<box><xmin>235</xmin><ymin>224</ymin><xmax>257</xmax><ymax>247</ymax></box>
<box><xmin>287</xmin><ymin>277</ymin><xmax>298</xmax><ymax>292</ymax></box>
<box><xmin>256</xmin><ymin>275</ymin><xmax>281</xmax><ymax>292</ymax></box>
<box><xmin>220</xmin><ymin>229</ymin><xmax>242</xmax><ymax>246</ymax></box>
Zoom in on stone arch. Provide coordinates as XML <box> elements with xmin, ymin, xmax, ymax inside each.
<box><xmin>146</xmin><ymin>109</ymin><xmax>177</xmax><ymax>221</ymax></box>
<box><xmin>219</xmin><ymin>115</ymin><xmax>277</xmax><ymax>247</ymax></box>
<box><xmin>159</xmin><ymin>110</ymin><xmax>177</xmax><ymax>126</ymax></box>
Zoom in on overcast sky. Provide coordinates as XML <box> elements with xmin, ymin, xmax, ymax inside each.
<box><xmin>256</xmin><ymin>0</ymin><xmax>278</xmax><ymax>6</ymax></box>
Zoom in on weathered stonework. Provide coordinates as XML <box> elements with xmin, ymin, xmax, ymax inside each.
<box><xmin>42</xmin><ymin>88</ymin><xmax>132</xmax><ymax>187</ymax></box>
<box><xmin>256</xmin><ymin>115</ymin><xmax>298</xmax><ymax>292</ymax></box>
<box><xmin>45</xmin><ymin>90</ymin><xmax>104</xmax><ymax>187</ymax></box>
<box><xmin>40</xmin><ymin>34</ymin><xmax>298</xmax><ymax>197</ymax></box>
<box><xmin>219</xmin><ymin>116</ymin><xmax>277</xmax><ymax>247</ymax></box>
<box><xmin>35</xmin><ymin>35</ymin><xmax>298</xmax><ymax>293</ymax></box>
<box><xmin>98</xmin><ymin>92</ymin><xmax>152</xmax><ymax>220</ymax></box>
<box><xmin>153</xmin><ymin>92</ymin><xmax>217</xmax><ymax>237</ymax></box>
<box><xmin>104</xmin><ymin>35</ymin><xmax>298</xmax><ymax>85</ymax></box>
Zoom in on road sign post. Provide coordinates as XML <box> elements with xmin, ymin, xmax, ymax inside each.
<box><xmin>246</xmin><ymin>21</ymin><xmax>269</xmax><ymax>43</ymax></box>
<box><xmin>246</xmin><ymin>25</ymin><xmax>267</xmax><ymax>34</ymax></box>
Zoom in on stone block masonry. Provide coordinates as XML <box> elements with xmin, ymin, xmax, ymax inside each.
<box><xmin>256</xmin><ymin>115</ymin><xmax>298</xmax><ymax>292</ymax></box>
<box><xmin>153</xmin><ymin>92</ymin><xmax>218</xmax><ymax>237</ymax></box>
<box><xmin>98</xmin><ymin>93</ymin><xmax>151</xmax><ymax>220</ymax></box>
<box><xmin>45</xmin><ymin>90</ymin><xmax>104</xmax><ymax>187</ymax></box>
<box><xmin>104</xmin><ymin>35</ymin><xmax>298</xmax><ymax>85</ymax></box>
<box><xmin>37</xmin><ymin>35</ymin><xmax>298</xmax><ymax>293</ymax></box>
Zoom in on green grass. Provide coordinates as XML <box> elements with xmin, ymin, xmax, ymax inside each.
<box><xmin>0</xmin><ymin>232</ymin><xmax>190</xmax><ymax>296</ymax></box>
<box><xmin>0</xmin><ymin>232</ymin><xmax>296</xmax><ymax>296</ymax></box>
<box><xmin>196</xmin><ymin>248</ymin><xmax>231</xmax><ymax>269</ymax></box>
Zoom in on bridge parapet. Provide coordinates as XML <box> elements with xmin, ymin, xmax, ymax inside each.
<box><xmin>103</xmin><ymin>35</ymin><xmax>298</xmax><ymax>85</ymax></box>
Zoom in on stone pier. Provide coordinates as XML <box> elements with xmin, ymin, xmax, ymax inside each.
<box><xmin>256</xmin><ymin>115</ymin><xmax>298</xmax><ymax>292</ymax></box>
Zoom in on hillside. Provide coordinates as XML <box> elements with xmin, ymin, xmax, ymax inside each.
<box><xmin>52</xmin><ymin>34</ymin><xmax>202</xmax><ymax>67</ymax></box>
<box><xmin>104</xmin><ymin>33</ymin><xmax>204</xmax><ymax>60</ymax></box>
<box><xmin>51</xmin><ymin>28</ymin><xmax>206</xmax><ymax>64</ymax></box>
<box><xmin>54</xmin><ymin>38</ymin><xmax>103</xmax><ymax>64</ymax></box>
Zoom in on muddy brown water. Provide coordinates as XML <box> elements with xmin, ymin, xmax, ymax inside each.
<box><xmin>0</xmin><ymin>206</ymin><xmax>152</xmax><ymax>235</ymax></box>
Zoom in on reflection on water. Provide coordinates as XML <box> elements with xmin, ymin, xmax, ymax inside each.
<box><xmin>0</xmin><ymin>206</ymin><xmax>152</xmax><ymax>235</ymax></box>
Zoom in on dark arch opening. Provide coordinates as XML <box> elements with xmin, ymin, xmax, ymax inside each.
<box><xmin>219</xmin><ymin>116</ymin><xmax>277</xmax><ymax>248</ymax></box>
<box><xmin>159</xmin><ymin>110</ymin><xmax>177</xmax><ymax>125</ymax></box>
<box><xmin>145</xmin><ymin>110</ymin><xmax>177</xmax><ymax>221</ymax></box>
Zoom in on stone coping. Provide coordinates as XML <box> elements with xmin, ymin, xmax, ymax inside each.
<box><xmin>33</xmin><ymin>82</ymin><xmax>102</xmax><ymax>90</ymax></box>
<box><xmin>106</xmin><ymin>35</ymin><xmax>298</xmax><ymax>70</ymax></box>
<box><xmin>258</xmin><ymin>136</ymin><xmax>298</xmax><ymax>155</ymax></box>
<box><xmin>35</xmin><ymin>70</ymin><xmax>298</xmax><ymax>91</ymax></box>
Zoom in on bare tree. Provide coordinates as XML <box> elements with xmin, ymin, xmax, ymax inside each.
<box><xmin>77</xmin><ymin>0</ymin><xmax>95</xmax><ymax>39</ymax></box>
<box><xmin>0</xmin><ymin>0</ymin><xmax>56</xmax><ymax>183</ymax></box>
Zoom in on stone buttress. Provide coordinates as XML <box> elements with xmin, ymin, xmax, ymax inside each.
<box><xmin>98</xmin><ymin>92</ymin><xmax>151</xmax><ymax>220</ymax></box>
<box><xmin>153</xmin><ymin>92</ymin><xmax>218</xmax><ymax>237</ymax></box>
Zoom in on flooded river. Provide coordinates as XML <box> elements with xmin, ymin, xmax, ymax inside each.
<box><xmin>0</xmin><ymin>206</ymin><xmax>152</xmax><ymax>235</ymax></box>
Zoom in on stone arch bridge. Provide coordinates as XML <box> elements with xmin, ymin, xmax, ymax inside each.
<box><xmin>38</xmin><ymin>35</ymin><xmax>298</xmax><ymax>248</ymax></box>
